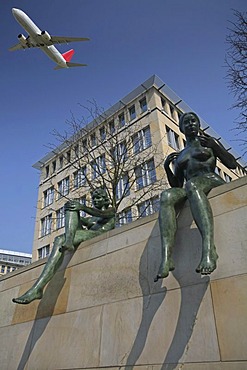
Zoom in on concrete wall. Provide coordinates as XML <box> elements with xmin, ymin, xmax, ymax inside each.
<box><xmin>0</xmin><ymin>176</ymin><xmax>246</xmax><ymax>370</ymax></box>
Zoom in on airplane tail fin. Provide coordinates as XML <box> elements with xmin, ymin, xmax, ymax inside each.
<box><xmin>54</xmin><ymin>48</ymin><xmax>87</xmax><ymax>69</ymax></box>
<box><xmin>62</xmin><ymin>49</ymin><xmax>75</xmax><ymax>62</ymax></box>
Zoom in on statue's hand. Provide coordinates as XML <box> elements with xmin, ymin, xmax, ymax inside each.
<box><xmin>199</xmin><ymin>135</ymin><xmax>217</xmax><ymax>150</ymax></box>
<box><xmin>164</xmin><ymin>152</ymin><xmax>179</xmax><ymax>169</ymax></box>
<box><xmin>64</xmin><ymin>200</ymin><xmax>81</xmax><ymax>211</ymax></box>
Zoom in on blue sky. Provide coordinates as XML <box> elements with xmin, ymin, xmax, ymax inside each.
<box><xmin>1</xmin><ymin>0</ymin><xmax>246</xmax><ymax>254</ymax></box>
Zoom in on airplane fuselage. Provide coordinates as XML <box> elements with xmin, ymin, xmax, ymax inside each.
<box><xmin>12</xmin><ymin>8</ymin><xmax>68</xmax><ymax>68</ymax></box>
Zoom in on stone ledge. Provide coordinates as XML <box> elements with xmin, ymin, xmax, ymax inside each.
<box><xmin>0</xmin><ymin>176</ymin><xmax>246</xmax><ymax>369</ymax></box>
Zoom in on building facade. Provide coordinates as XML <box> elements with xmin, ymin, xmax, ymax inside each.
<box><xmin>31</xmin><ymin>75</ymin><xmax>246</xmax><ymax>261</ymax></box>
<box><xmin>0</xmin><ymin>249</ymin><xmax>32</xmax><ymax>276</ymax></box>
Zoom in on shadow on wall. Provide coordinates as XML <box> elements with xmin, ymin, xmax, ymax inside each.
<box><xmin>16</xmin><ymin>253</ymin><xmax>74</xmax><ymax>370</ymax></box>
<box><xmin>125</xmin><ymin>213</ymin><xmax>210</xmax><ymax>370</ymax></box>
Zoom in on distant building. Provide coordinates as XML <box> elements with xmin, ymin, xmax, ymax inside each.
<box><xmin>31</xmin><ymin>75</ymin><xmax>246</xmax><ymax>262</ymax></box>
<box><xmin>0</xmin><ymin>249</ymin><xmax>32</xmax><ymax>276</ymax></box>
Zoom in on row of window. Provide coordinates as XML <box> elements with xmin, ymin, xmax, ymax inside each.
<box><xmin>44</xmin><ymin>98</ymin><xmax>149</xmax><ymax>179</ymax></box>
<box><xmin>0</xmin><ymin>254</ymin><xmax>31</xmax><ymax>265</ymax></box>
<box><xmin>0</xmin><ymin>264</ymin><xmax>16</xmax><ymax>274</ymax></box>
<box><xmin>215</xmin><ymin>167</ymin><xmax>232</xmax><ymax>183</ymax></box>
<box><xmin>161</xmin><ymin>97</ymin><xmax>182</xmax><ymax>123</ymax></box>
<box><xmin>117</xmin><ymin>196</ymin><xmax>160</xmax><ymax>227</ymax></box>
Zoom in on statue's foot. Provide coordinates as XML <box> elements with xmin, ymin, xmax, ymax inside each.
<box><xmin>196</xmin><ymin>249</ymin><xmax>218</xmax><ymax>275</ymax></box>
<box><xmin>154</xmin><ymin>259</ymin><xmax>175</xmax><ymax>282</ymax></box>
<box><xmin>59</xmin><ymin>243</ymin><xmax>75</xmax><ymax>253</ymax></box>
<box><xmin>12</xmin><ymin>288</ymin><xmax>43</xmax><ymax>305</ymax></box>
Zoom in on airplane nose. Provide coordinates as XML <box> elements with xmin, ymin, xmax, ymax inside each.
<box><xmin>12</xmin><ymin>8</ymin><xmax>23</xmax><ymax>17</ymax></box>
<box><xmin>12</xmin><ymin>8</ymin><xmax>19</xmax><ymax>18</ymax></box>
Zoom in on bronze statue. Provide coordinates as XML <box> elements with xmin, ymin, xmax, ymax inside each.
<box><xmin>155</xmin><ymin>112</ymin><xmax>236</xmax><ymax>281</ymax></box>
<box><xmin>13</xmin><ymin>188</ymin><xmax>115</xmax><ymax>304</ymax></box>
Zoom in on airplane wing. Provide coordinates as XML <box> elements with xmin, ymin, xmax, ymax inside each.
<box><xmin>9</xmin><ymin>37</ymin><xmax>36</xmax><ymax>51</ymax></box>
<box><xmin>9</xmin><ymin>43</ymin><xmax>26</xmax><ymax>51</ymax></box>
<box><xmin>50</xmin><ymin>36</ymin><xmax>90</xmax><ymax>45</ymax></box>
<box><xmin>9</xmin><ymin>36</ymin><xmax>89</xmax><ymax>51</ymax></box>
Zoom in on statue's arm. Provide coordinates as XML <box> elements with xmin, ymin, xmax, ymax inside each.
<box><xmin>164</xmin><ymin>152</ymin><xmax>184</xmax><ymax>188</ymax></box>
<box><xmin>80</xmin><ymin>205</ymin><xmax>115</xmax><ymax>219</ymax></box>
<box><xmin>65</xmin><ymin>200</ymin><xmax>115</xmax><ymax>219</ymax></box>
<box><xmin>199</xmin><ymin>136</ymin><xmax>237</xmax><ymax>169</ymax></box>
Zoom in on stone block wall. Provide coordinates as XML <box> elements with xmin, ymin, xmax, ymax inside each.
<box><xmin>0</xmin><ymin>176</ymin><xmax>246</xmax><ymax>370</ymax></box>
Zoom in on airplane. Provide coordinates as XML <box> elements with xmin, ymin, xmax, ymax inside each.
<box><xmin>9</xmin><ymin>8</ymin><xmax>90</xmax><ymax>70</ymax></box>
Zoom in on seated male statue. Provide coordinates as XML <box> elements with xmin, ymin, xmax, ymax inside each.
<box><xmin>13</xmin><ymin>188</ymin><xmax>115</xmax><ymax>304</ymax></box>
<box><xmin>155</xmin><ymin>112</ymin><xmax>237</xmax><ymax>282</ymax></box>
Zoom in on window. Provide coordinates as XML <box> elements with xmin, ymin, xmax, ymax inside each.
<box><xmin>111</xmin><ymin>141</ymin><xmax>128</xmax><ymax>162</ymax></box>
<box><xmin>138</xmin><ymin>197</ymin><xmax>160</xmax><ymax>218</ymax></box>
<box><xmin>215</xmin><ymin>167</ymin><xmax>222</xmax><ymax>176</ymax></box>
<box><xmin>91</xmin><ymin>133</ymin><xmax>97</xmax><ymax>147</ymax></box>
<box><xmin>74</xmin><ymin>144</ymin><xmax>79</xmax><ymax>157</ymax></box>
<box><xmin>79</xmin><ymin>196</ymin><xmax>87</xmax><ymax>217</ymax></box>
<box><xmin>139</xmin><ymin>97</ymin><xmax>147</xmax><ymax>113</ymax></box>
<box><xmin>56</xmin><ymin>206</ymin><xmax>65</xmax><ymax>229</ymax></box>
<box><xmin>41</xmin><ymin>214</ymin><xmax>52</xmax><ymax>237</ymax></box>
<box><xmin>38</xmin><ymin>245</ymin><xmax>50</xmax><ymax>260</ymax></box>
<box><xmin>109</xmin><ymin>120</ymin><xmax>115</xmax><ymax>134</ymax></box>
<box><xmin>66</xmin><ymin>150</ymin><xmax>71</xmax><ymax>163</ymax></box>
<box><xmin>224</xmin><ymin>173</ymin><xmax>232</xmax><ymax>183</ymax></box>
<box><xmin>52</xmin><ymin>160</ymin><xmax>56</xmax><ymax>173</ymax></box>
<box><xmin>7</xmin><ymin>266</ymin><xmax>11</xmax><ymax>273</ymax></box>
<box><xmin>169</xmin><ymin>104</ymin><xmax>175</xmax><ymax>117</ymax></box>
<box><xmin>161</xmin><ymin>97</ymin><xmax>169</xmax><ymax>114</ymax></box>
<box><xmin>74</xmin><ymin>167</ymin><xmax>87</xmax><ymax>188</ymax></box>
<box><xmin>116</xmin><ymin>174</ymin><xmax>130</xmax><ymax>200</ymax></box>
<box><xmin>129</xmin><ymin>105</ymin><xmax>136</xmax><ymax>120</ymax></box>
<box><xmin>1</xmin><ymin>265</ymin><xmax>5</xmax><ymax>274</ymax></box>
<box><xmin>45</xmin><ymin>165</ymin><xmax>49</xmax><ymax>178</ymax></box>
<box><xmin>135</xmin><ymin>158</ymin><xmax>156</xmax><ymax>190</ymax></box>
<box><xmin>132</xmin><ymin>126</ymin><xmax>152</xmax><ymax>154</ymax></box>
<box><xmin>59</xmin><ymin>156</ymin><xmax>63</xmax><ymax>169</ymax></box>
<box><xmin>118</xmin><ymin>112</ymin><xmax>125</xmax><ymax>127</ymax></box>
<box><xmin>117</xmin><ymin>208</ymin><xmax>132</xmax><ymax>227</ymax></box>
<box><xmin>91</xmin><ymin>154</ymin><xmax>106</xmax><ymax>179</ymax></box>
<box><xmin>99</xmin><ymin>126</ymin><xmax>106</xmax><ymax>141</ymax></box>
<box><xmin>166</xmin><ymin>126</ymin><xmax>180</xmax><ymax>150</ymax></box>
<box><xmin>82</xmin><ymin>139</ymin><xmax>88</xmax><ymax>152</ymax></box>
<box><xmin>43</xmin><ymin>187</ymin><xmax>54</xmax><ymax>207</ymax></box>
<box><xmin>58</xmin><ymin>177</ymin><xmax>69</xmax><ymax>198</ymax></box>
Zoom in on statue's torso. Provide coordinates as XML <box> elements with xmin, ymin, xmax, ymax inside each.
<box><xmin>176</xmin><ymin>142</ymin><xmax>216</xmax><ymax>181</ymax></box>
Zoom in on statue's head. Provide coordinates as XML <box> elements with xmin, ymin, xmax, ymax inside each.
<box><xmin>91</xmin><ymin>188</ymin><xmax>110</xmax><ymax>209</ymax></box>
<box><xmin>179</xmin><ymin>112</ymin><xmax>200</xmax><ymax>135</ymax></box>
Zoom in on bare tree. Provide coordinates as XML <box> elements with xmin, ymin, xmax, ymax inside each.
<box><xmin>46</xmin><ymin>100</ymin><xmax>168</xmax><ymax>225</ymax></box>
<box><xmin>225</xmin><ymin>9</ymin><xmax>247</xmax><ymax>153</ymax></box>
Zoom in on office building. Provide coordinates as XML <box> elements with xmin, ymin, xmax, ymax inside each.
<box><xmin>0</xmin><ymin>249</ymin><xmax>32</xmax><ymax>276</ymax></box>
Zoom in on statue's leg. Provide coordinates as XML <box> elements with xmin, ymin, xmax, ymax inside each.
<box><xmin>12</xmin><ymin>234</ymin><xmax>65</xmax><ymax>304</ymax></box>
<box><xmin>185</xmin><ymin>175</ymin><xmax>225</xmax><ymax>274</ymax></box>
<box><xmin>60</xmin><ymin>209</ymin><xmax>80</xmax><ymax>252</ymax></box>
<box><xmin>155</xmin><ymin>188</ymin><xmax>186</xmax><ymax>281</ymax></box>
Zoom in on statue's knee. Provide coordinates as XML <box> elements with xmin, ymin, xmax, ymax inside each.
<box><xmin>54</xmin><ymin>235</ymin><xmax>65</xmax><ymax>246</ymax></box>
<box><xmin>160</xmin><ymin>190</ymin><xmax>172</xmax><ymax>206</ymax></box>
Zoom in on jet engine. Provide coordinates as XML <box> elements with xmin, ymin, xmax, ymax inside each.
<box><xmin>41</xmin><ymin>30</ymin><xmax>51</xmax><ymax>41</ymax></box>
<box><xmin>18</xmin><ymin>34</ymin><xmax>28</xmax><ymax>46</ymax></box>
